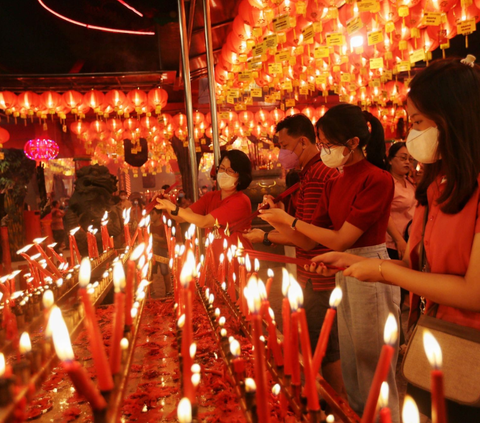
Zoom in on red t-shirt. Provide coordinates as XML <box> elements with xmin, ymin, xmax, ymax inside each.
<box><xmin>189</xmin><ymin>190</ymin><xmax>253</xmax><ymax>262</ymax></box>
<box><xmin>312</xmin><ymin>159</ymin><xmax>394</xmax><ymax>249</ymax></box>
<box><xmin>408</xmin><ymin>174</ymin><xmax>480</xmax><ymax>330</ymax></box>
<box><xmin>295</xmin><ymin>156</ymin><xmax>338</xmax><ymax>290</ymax></box>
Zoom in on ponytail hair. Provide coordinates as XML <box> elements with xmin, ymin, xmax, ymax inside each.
<box><xmin>316</xmin><ymin>103</ymin><xmax>387</xmax><ymax>170</ymax></box>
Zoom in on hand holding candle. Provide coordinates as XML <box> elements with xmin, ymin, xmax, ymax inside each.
<box><xmin>361</xmin><ymin>313</ymin><xmax>398</xmax><ymax>423</ymax></box>
<box><xmin>423</xmin><ymin>330</ymin><xmax>446</xmax><ymax>423</ymax></box>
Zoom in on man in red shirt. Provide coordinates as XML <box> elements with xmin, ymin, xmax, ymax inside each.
<box><xmin>244</xmin><ymin>114</ymin><xmax>345</xmax><ymax>395</ymax></box>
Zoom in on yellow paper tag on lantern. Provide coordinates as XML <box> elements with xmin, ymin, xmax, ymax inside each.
<box><xmin>399</xmin><ymin>40</ymin><xmax>408</xmax><ymax>50</ymax></box>
<box><xmin>326</xmin><ymin>33</ymin><xmax>345</xmax><ymax>46</ymax></box>
<box><xmin>410</xmin><ymin>48</ymin><xmax>426</xmax><ymax>63</ymax></box>
<box><xmin>264</xmin><ymin>34</ymin><xmax>278</xmax><ymax>49</ymax></box>
<box><xmin>289</xmin><ymin>56</ymin><xmax>297</xmax><ymax>66</ymax></box>
<box><xmin>398</xmin><ymin>61</ymin><xmax>411</xmax><ymax>72</ymax></box>
<box><xmin>440</xmin><ymin>40</ymin><xmax>450</xmax><ymax>49</ymax></box>
<box><xmin>247</xmin><ymin>61</ymin><xmax>262</xmax><ymax>71</ymax></box>
<box><xmin>316</xmin><ymin>75</ymin><xmax>328</xmax><ymax>84</ymax></box>
<box><xmin>220</xmin><ymin>112</ymin><xmax>230</xmax><ymax>120</ymax></box>
<box><xmin>263</xmin><ymin>95</ymin><xmax>274</xmax><ymax>104</ymax></box>
<box><xmin>268</xmin><ymin>63</ymin><xmax>283</xmax><ymax>74</ymax></box>
<box><xmin>355</xmin><ymin>46</ymin><xmax>364</xmax><ymax>54</ymax></box>
<box><xmin>183</xmin><ymin>142</ymin><xmax>188</xmax><ymax>148</ymax></box>
<box><xmin>368</xmin><ymin>30</ymin><xmax>384</xmax><ymax>45</ymax></box>
<box><xmin>235</xmin><ymin>103</ymin><xmax>247</xmax><ymax>111</ymax></box>
<box><xmin>195</xmin><ymin>146</ymin><xmax>201</xmax><ymax>153</ymax></box>
<box><xmin>308</xmin><ymin>82</ymin><xmax>315</xmax><ymax>91</ymax></box>
<box><xmin>274</xmin><ymin>91</ymin><xmax>282</xmax><ymax>100</ymax></box>
<box><xmin>314</xmin><ymin>46</ymin><xmax>330</xmax><ymax>58</ymax></box>
<box><xmin>227</xmin><ymin>89</ymin><xmax>240</xmax><ymax>98</ymax></box>
<box><xmin>275</xmin><ymin>50</ymin><xmax>291</xmax><ymax>62</ymax></box>
<box><xmin>296</xmin><ymin>1</ymin><xmax>306</xmax><ymax>14</ymax></box>
<box><xmin>253</xmin><ymin>26</ymin><xmax>263</xmax><ymax>38</ymax></box>
<box><xmin>347</xmin><ymin>16</ymin><xmax>364</xmax><ymax>35</ymax></box>
<box><xmin>299</xmin><ymin>87</ymin><xmax>309</xmax><ymax>95</ymax></box>
<box><xmin>326</xmin><ymin>7</ymin><xmax>339</xmax><ymax>19</ymax></box>
<box><xmin>462</xmin><ymin>0</ymin><xmax>473</xmax><ymax>6</ymax></box>
<box><xmin>302</xmin><ymin>24</ymin><xmax>315</xmax><ymax>42</ymax></box>
<box><xmin>411</xmin><ymin>28</ymin><xmax>420</xmax><ymax>38</ymax></box>
<box><xmin>201</xmin><ymin>138</ymin><xmax>206</xmax><ymax>145</ymax></box>
<box><xmin>398</xmin><ymin>6</ymin><xmax>409</xmax><ymax>17</ymax></box>
<box><xmin>370</xmin><ymin>57</ymin><xmax>384</xmax><ymax>69</ymax></box>
<box><xmin>294</xmin><ymin>45</ymin><xmax>305</xmax><ymax>55</ymax></box>
<box><xmin>341</xmin><ymin>73</ymin><xmax>352</xmax><ymax>82</ymax></box>
<box><xmin>285</xmin><ymin>99</ymin><xmax>296</xmax><ymax>107</ymax></box>
<box><xmin>358</xmin><ymin>0</ymin><xmax>380</xmax><ymax>12</ymax></box>
<box><xmin>273</xmin><ymin>14</ymin><xmax>291</xmax><ymax>32</ymax></box>
<box><xmin>313</xmin><ymin>22</ymin><xmax>323</xmax><ymax>33</ymax></box>
<box><xmin>238</xmin><ymin>71</ymin><xmax>253</xmax><ymax>82</ymax></box>
<box><xmin>385</xmin><ymin>51</ymin><xmax>393</xmax><ymax>60</ymax></box>
<box><xmin>245</xmin><ymin>97</ymin><xmax>253</xmax><ymax>105</ymax></box>
<box><xmin>289</xmin><ymin>16</ymin><xmax>297</xmax><ymax>28</ymax></box>
<box><xmin>423</xmin><ymin>12</ymin><xmax>442</xmax><ymax>26</ymax></box>
<box><xmin>277</xmin><ymin>32</ymin><xmax>287</xmax><ymax>44</ymax></box>
<box><xmin>251</xmin><ymin>88</ymin><xmax>263</xmax><ymax>98</ymax></box>
<box><xmin>457</xmin><ymin>18</ymin><xmax>476</xmax><ymax>35</ymax></box>
<box><xmin>227</xmin><ymin>96</ymin><xmax>235</xmax><ymax>104</ymax></box>
<box><xmin>384</xmin><ymin>70</ymin><xmax>393</xmax><ymax>80</ymax></box>
<box><xmin>385</xmin><ymin>21</ymin><xmax>395</xmax><ymax>33</ymax></box>
<box><xmin>282</xmin><ymin>80</ymin><xmax>293</xmax><ymax>90</ymax></box>
<box><xmin>253</xmin><ymin>42</ymin><xmax>267</xmax><ymax>57</ymax></box>
<box><xmin>341</xmin><ymin>55</ymin><xmax>349</xmax><ymax>64</ymax></box>
<box><xmin>239</xmin><ymin>54</ymin><xmax>247</xmax><ymax>63</ymax></box>
<box><xmin>333</xmin><ymin>65</ymin><xmax>341</xmax><ymax>73</ymax></box>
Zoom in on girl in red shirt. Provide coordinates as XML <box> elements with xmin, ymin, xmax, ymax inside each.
<box><xmin>259</xmin><ymin>104</ymin><xmax>400</xmax><ymax>421</ymax></box>
<box><xmin>313</xmin><ymin>58</ymin><xmax>480</xmax><ymax>422</ymax></box>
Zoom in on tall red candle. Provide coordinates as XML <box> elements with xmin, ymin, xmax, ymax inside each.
<box><xmin>379</xmin><ymin>382</ymin><xmax>392</xmax><ymax>423</ymax></box>
<box><xmin>423</xmin><ymin>330</ymin><xmax>446</xmax><ymax>423</ymax></box>
<box><xmin>265</xmin><ymin>307</ymin><xmax>284</xmax><ymax>367</ymax></box>
<box><xmin>265</xmin><ymin>269</ymin><xmax>274</xmax><ymax>297</ymax></box>
<box><xmin>290</xmin><ymin>309</ymin><xmax>301</xmax><ymax>386</ymax></box>
<box><xmin>47</xmin><ymin>243</ymin><xmax>66</xmax><ymax>264</ymax></box>
<box><xmin>126</xmin><ymin>244</ymin><xmax>145</xmax><ymax>328</ymax></box>
<box><xmin>50</xmin><ymin>308</ymin><xmax>107</xmax><ymax>411</ymax></box>
<box><xmin>78</xmin><ymin>258</ymin><xmax>114</xmax><ymax>392</ymax></box>
<box><xmin>218</xmin><ymin>253</ymin><xmax>225</xmax><ymax>282</ymax></box>
<box><xmin>247</xmin><ymin>276</ymin><xmax>270</xmax><ymax>423</ymax></box>
<box><xmin>281</xmin><ymin>269</ymin><xmax>292</xmax><ymax>377</ymax></box>
<box><xmin>110</xmin><ymin>262</ymin><xmax>126</xmax><ymax>375</ymax></box>
<box><xmin>33</xmin><ymin>238</ymin><xmax>63</xmax><ymax>278</ymax></box>
<box><xmin>361</xmin><ymin>313</ymin><xmax>398</xmax><ymax>423</ymax></box>
<box><xmin>69</xmin><ymin>228</ymin><xmax>81</xmax><ymax>266</ymax></box>
<box><xmin>123</xmin><ymin>208</ymin><xmax>132</xmax><ymax>247</ymax></box>
<box><xmin>298</xmin><ymin>307</ymin><xmax>320</xmax><ymax>411</ymax></box>
<box><xmin>313</xmin><ymin>287</ymin><xmax>343</xmax><ymax>375</ymax></box>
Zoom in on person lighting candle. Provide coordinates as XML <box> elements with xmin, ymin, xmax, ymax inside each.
<box><xmin>155</xmin><ymin>150</ymin><xmax>253</xmax><ymax>266</ymax></box>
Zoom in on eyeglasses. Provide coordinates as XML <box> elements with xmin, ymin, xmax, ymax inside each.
<box><xmin>315</xmin><ymin>142</ymin><xmax>335</xmax><ymax>154</ymax></box>
<box><xmin>218</xmin><ymin>165</ymin><xmax>238</xmax><ymax>176</ymax></box>
<box><xmin>394</xmin><ymin>154</ymin><xmax>415</xmax><ymax>163</ymax></box>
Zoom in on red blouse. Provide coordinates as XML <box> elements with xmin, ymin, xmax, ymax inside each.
<box><xmin>312</xmin><ymin>159</ymin><xmax>394</xmax><ymax>249</ymax></box>
<box><xmin>189</xmin><ymin>190</ymin><xmax>253</xmax><ymax>261</ymax></box>
<box><xmin>408</xmin><ymin>175</ymin><xmax>480</xmax><ymax>330</ymax></box>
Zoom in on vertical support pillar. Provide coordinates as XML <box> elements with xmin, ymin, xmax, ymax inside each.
<box><xmin>178</xmin><ymin>0</ymin><xmax>199</xmax><ymax>202</ymax></box>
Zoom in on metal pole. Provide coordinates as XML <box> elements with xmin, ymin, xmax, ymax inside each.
<box><xmin>178</xmin><ymin>0</ymin><xmax>199</xmax><ymax>202</ymax></box>
<box><xmin>202</xmin><ymin>0</ymin><xmax>221</xmax><ymax>169</ymax></box>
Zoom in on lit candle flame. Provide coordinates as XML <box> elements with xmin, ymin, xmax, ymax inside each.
<box><xmin>383</xmin><ymin>313</ymin><xmax>398</xmax><ymax>345</ymax></box>
<box><xmin>379</xmin><ymin>381</ymin><xmax>389</xmax><ymax>409</ymax></box>
<box><xmin>329</xmin><ymin>287</ymin><xmax>343</xmax><ymax>308</ymax></box>
<box><xmin>178</xmin><ymin>314</ymin><xmax>185</xmax><ymax>328</ymax></box>
<box><xmin>230</xmin><ymin>339</ymin><xmax>241</xmax><ymax>357</ymax></box>
<box><xmin>257</xmin><ymin>279</ymin><xmax>267</xmax><ymax>301</ymax></box>
<box><xmin>190</xmin><ymin>343</ymin><xmax>197</xmax><ymax>359</ymax></box>
<box><xmin>131</xmin><ymin>243</ymin><xmax>145</xmax><ymax>261</ymax></box>
<box><xmin>191</xmin><ymin>372</ymin><xmax>201</xmax><ymax>387</ymax></box>
<box><xmin>177</xmin><ymin>398</ymin><xmax>192</xmax><ymax>423</ymax></box>
<box><xmin>50</xmin><ymin>307</ymin><xmax>74</xmax><ymax>361</ymax></box>
<box><xmin>246</xmin><ymin>276</ymin><xmax>262</xmax><ymax>314</ymax></box>
<box><xmin>70</xmin><ymin>227</ymin><xmax>80</xmax><ymax>236</ymax></box>
<box><xmin>402</xmin><ymin>395</ymin><xmax>420</xmax><ymax>423</ymax></box>
<box><xmin>78</xmin><ymin>257</ymin><xmax>91</xmax><ymax>288</ymax></box>
<box><xmin>245</xmin><ymin>378</ymin><xmax>256</xmax><ymax>392</ymax></box>
<box><xmin>33</xmin><ymin>237</ymin><xmax>48</xmax><ymax>244</ymax></box>
<box><xmin>326</xmin><ymin>415</ymin><xmax>335</xmax><ymax>423</ymax></box>
<box><xmin>267</xmin><ymin>268</ymin><xmax>274</xmax><ymax>278</ymax></box>
<box><xmin>272</xmin><ymin>383</ymin><xmax>281</xmax><ymax>396</ymax></box>
<box><xmin>287</xmin><ymin>278</ymin><xmax>303</xmax><ymax>311</ymax></box>
<box><xmin>282</xmin><ymin>268</ymin><xmax>290</xmax><ymax>297</ymax></box>
<box><xmin>113</xmin><ymin>262</ymin><xmax>126</xmax><ymax>292</ymax></box>
<box><xmin>245</xmin><ymin>255</ymin><xmax>251</xmax><ymax>272</ymax></box>
<box><xmin>180</xmin><ymin>250</ymin><xmax>196</xmax><ymax>289</ymax></box>
<box><xmin>120</xmin><ymin>338</ymin><xmax>129</xmax><ymax>350</ymax></box>
<box><xmin>0</xmin><ymin>353</ymin><xmax>5</xmax><ymax>377</ymax></box>
<box><xmin>17</xmin><ymin>244</ymin><xmax>34</xmax><ymax>255</ymax></box>
<box><xmin>19</xmin><ymin>332</ymin><xmax>32</xmax><ymax>354</ymax></box>
<box><xmin>42</xmin><ymin>290</ymin><xmax>54</xmax><ymax>309</ymax></box>
<box><xmin>423</xmin><ymin>329</ymin><xmax>442</xmax><ymax>369</ymax></box>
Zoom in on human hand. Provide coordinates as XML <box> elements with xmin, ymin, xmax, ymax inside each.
<box><xmin>258</xmin><ymin>195</ymin><xmax>284</xmax><ymax>211</ymax></box>
<box><xmin>343</xmin><ymin>258</ymin><xmax>385</xmax><ymax>282</ymax></box>
<box><xmin>395</xmin><ymin>238</ymin><xmax>407</xmax><ymax>260</ymax></box>
<box><xmin>156</xmin><ymin>199</ymin><xmax>175</xmax><ymax>212</ymax></box>
<box><xmin>243</xmin><ymin>229</ymin><xmax>265</xmax><ymax>244</ymax></box>
<box><xmin>258</xmin><ymin>207</ymin><xmax>290</xmax><ymax>226</ymax></box>
<box><xmin>304</xmin><ymin>252</ymin><xmax>368</xmax><ymax>277</ymax></box>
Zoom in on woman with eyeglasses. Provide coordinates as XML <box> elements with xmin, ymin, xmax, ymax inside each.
<box><xmin>156</xmin><ymin>149</ymin><xmax>253</xmax><ymax>264</ymax></box>
<box><xmin>386</xmin><ymin>142</ymin><xmax>416</xmax><ymax>260</ymax></box>
<box><xmin>258</xmin><ymin>103</ymin><xmax>401</xmax><ymax>422</ymax></box>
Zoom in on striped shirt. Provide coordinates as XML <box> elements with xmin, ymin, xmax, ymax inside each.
<box><xmin>295</xmin><ymin>156</ymin><xmax>338</xmax><ymax>291</ymax></box>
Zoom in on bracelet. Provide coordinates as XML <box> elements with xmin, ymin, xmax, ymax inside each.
<box><xmin>171</xmin><ymin>205</ymin><xmax>180</xmax><ymax>216</ymax></box>
<box><xmin>291</xmin><ymin>218</ymin><xmax>298</xmax><ymax>230</ymax></box>
<box><xmin>263</xmin><ymin>231</ymin><xmax>273</xmax><ymax>247</ymax></box>
<box><xmin>378</xmin><ymin>260</ymin><xmax>386</xmax><ymax>280</ymax></box>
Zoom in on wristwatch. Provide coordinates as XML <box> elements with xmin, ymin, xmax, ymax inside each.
<box><xmin>171</xmin><ymin>205</ymin><xmax>180</xmax><ymax>216</ymax></box>
<box><xmin>263</xmin><ymin>231</ymin><xmax>273</xmax><ymax>246</ymax></box>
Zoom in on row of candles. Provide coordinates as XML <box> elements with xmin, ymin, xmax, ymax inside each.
<box><xmin>159</xmin><ymin>216</ymin><xmax>447</xmax><ymax>423</ymax></box>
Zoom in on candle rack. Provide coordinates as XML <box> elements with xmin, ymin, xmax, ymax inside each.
<box><xmin>0</xmin><ymin>249</ymin><xmax>121</xmax><ymax>423</ymax></box>
<box><xmin>208</xmin><ymin>277</ymin><xmax>361</xmax><ymax>423</ymax></box>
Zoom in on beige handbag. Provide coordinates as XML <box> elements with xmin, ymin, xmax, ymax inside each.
<box><xmin>401</xmin><ymin>204</ymin><xmax>480</xmax><ymax>406</ymax></box>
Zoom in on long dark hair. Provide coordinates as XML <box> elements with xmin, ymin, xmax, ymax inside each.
<box><xmin>316</xmin><ymin>103</ymin><xmax>387</xmax><ymax>169</ymax></box>
<box><xmin>409</xmin><ymin>58</ymin><xmax>480</xmax><ymax>214</ymax></box>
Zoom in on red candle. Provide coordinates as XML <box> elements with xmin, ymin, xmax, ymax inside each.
<box><xmin>265</xmin><ymin>269</ymin><xmax>274</xmax><ymax>297</ymax></box>
<box><xmin>312</xmin><ymin>287</ymin><xmax>343</xmax><ymax>375</ymax></box>
<box><xmin>281</xmin><ymin>269</ymin><xmax>292</xmax><ymax>377</ymax></box>
<box><xmin>265</xmin><ymin>307</ymin><xmax>284</xmax><ymax>367</ymax></box>
<box><xmin>290</xmin><ymin>309</ymin><xmax>301</xmax><ymax>386</ymax></box>
<box><xmin>123</xmin><ymin>208</ymin><xmax>131</xmax><ymax>247</ymax></box>
<box><xmin>361</xmin><ymin>313</ymin><xmax>398</xmax><ymax>423</ymax></box>
<box><xmin>50</xmin><ymin>307</ymin><xmax>107</xmax><ymax>411</ymax></box>
<box><xmin>69</xmin><ymin>228</ymin><xmax>81</xmax><ymax>266</ymax></box>
<box><xmin>33</xmin><ymin>238</ymin><xmax>63</xmax><ymax>278</ymax></box>
<box><xmin>230</xmin><ymin>339</ymin><xmax>245</xmax><ymax>380</ymax></box>
<box><xmin>110</xmin><ymin>262</ymin><xmax>126</xmax><ymax>375</ymax></box>
<box><xmin>423</xmin><ymin>330</ymin><xmax>446</xmax><ymax>423</ymax></box>
<box><xmin>219</xmin><ymin>253</ymin><xmax>225</xmax><ymax>282</ymax></box>
<box><xmin>125</xmin><ymin>244</ymin><xmax>145</xmax><ymax>328</ymax></box>
<box><xmin>298</xmin><ymin>307</ymin><xmax>320</xmax><ymax>411</ymax></box>
<box><xmin>379</xmin><ymin>382</ymin><xmax>392</xmax><ymax>423</ymax></box>
<box><xmin>247</xmin><ymin>276</ymin><xmax>270</xmax><ymax>423</ymax></box>
<box><xmin>47</xmin><ymin>243</ymin><xmax>66</xmax><ymax>264</ymax></box>
<box><xmin>78</xmin><ymin>258</ymin><xmax>114</xmax><ymax>392</ymax></box>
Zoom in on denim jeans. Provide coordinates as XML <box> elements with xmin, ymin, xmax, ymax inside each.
<box><xmin>336</xmin><ymin>243</ymin><xmax>401</xmax><ymax>423</ymax></box>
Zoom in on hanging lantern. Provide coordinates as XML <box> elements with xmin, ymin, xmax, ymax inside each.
<box><xmin>62</xmin><ymin>90</ymin><xmax>83</xmax><ymax>112</ymax></box>
<box><xmin>24</xmin><ymin>139</ymin><xmax>59</xmax><ymax>162</ymax></box>
<box><xmin>90</xmin><ymin>120</ymin><xmax>107</xmax><ymax>133</ymax></box>
<box><xmin>0</xmin><ymin>91</ymin><xmax>17</xmax><ymax>115</ymax></box>
<box><xmin>147</xmin><ymin>88</ymin><xmax>168</xmax><ymax>113</ymax></box>
<box><xmin>124</xmin><ymin>118</ymin><xmax>140</xmax><ymax>131</ymax></box>
<box><xmin>174</xmin><ymin>113</ymin><xmax>187</xmax><ymax>127</ymax></box>
<box><xmin>70</xmin><ymin>121</ymin><xmax>89</xmax><ymax>135</ymax></box>
<box><xmin>83</xmin><ymin>90</ymin><xmax>105</xmax><ymax>111</ymax></box>
<box><xmin>0</xmin><ymin>127</ymin><xmax>10</xmax><ymax>144</ymax></box>
<box><xmin>270</xmin><ymin>108</ymin><xmax>285</xmax><ymax>123</ymax></box>
<box><xmin>127</xmin><ymin>89</ymin><xmax>148</xmax><ymax>109</ymax></box>
<box><xmin>17</xmin><ymin>91</ymin><xmax>40</xmax><ymax>116</ymax></box>
<box><xmin>105</xmin><ymin>90</ymin><xmax>126</xmax><ymax>110</ymax></box>
<box><xmin>239</xmin><ymin>110</ymin><xmax>254</xmax><ymax>124</ymax></box>
<box><xmin>193</xmin><ymin>111</ymin><xmax>205</xmax><ymax>126</ymax></box>
<box><xmin>106</xmin><ymin>118</ymin><xmax>123</xmax><ymax>133</ymax></box>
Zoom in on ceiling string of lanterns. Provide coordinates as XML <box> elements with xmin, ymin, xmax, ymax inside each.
<box><xmin>213</xmin><ymin>0</ymin><xmax>478</xmax><ymax>131</ymax></box>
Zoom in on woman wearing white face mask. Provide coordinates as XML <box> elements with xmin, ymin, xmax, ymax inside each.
<box><xmin>311</xmin><ymin>57</ymin><xmax>480</xmax><ymax>422</ymax></box>
<box><xmin>258</xmin><ymin>104</ymin><xmax>401</xmax><ymax>422</ymax></box>
<box><xmin>156</xmin><ymin>149</ymin><xmax>253</xmax><ymax>264</ymax></box>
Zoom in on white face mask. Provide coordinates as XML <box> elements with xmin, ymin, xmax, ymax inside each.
<box><xmin>320</xmin><ymin>145</ymin><xmax>352</xmax><ymax>168</ymax></box>
<box><xmin>406</xmin><ymin>127</ymin><xmax>440</xmax><ymax>164</ymax></box>
<box><xmin>217</xmin><ymin>172</ymin><xmax>238</xmax><ymax>190</ymax></box>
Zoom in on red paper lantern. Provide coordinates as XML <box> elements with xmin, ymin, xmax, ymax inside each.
<box><xmin>83</xmin><ymin>90</ymin><xmax>105</xmax><ymax>110</ymax></box>
<box><xmin>124</xmin><ymin>118</ymin><xmax>139</xmax><ymax>131</ymax></box>
<box><xmin>17</xmin><ymin>91</ymin><xmax>40</xmax><ymax>114</ymax></box>
<box><xmin>148</xmin><ymin>88</ymin><xmax>168</xmax><ymax>110</ymax></box>
<box><xmin>90</xmin><ymin>120</ymin><xmax>107</xmax><ymax>133</ymax></box>
<box><xmin>41</xmin><ymin>91</ymin><xmax>61</xmax><ymax>112</ymax></box>
<box><xmin>24</xmin><ymin>139</ymin><xmax>59</xmax><ymax>162</ymax></box>
<box><xmin>0</xmin><ymin>91</ymin><xmax>17</xmax><ymax>112</ymax></box>
<box><xmin>270</xmin><ymin>108</ymin><xmax>285</xmax><ymax>123</ymax></box>
<box><xmin>239</xmin><ymin>110</ymin><xmax>254</xmax><ymax>124</ymax></box>
<box><xmin>127</xmin><ymin>89</ymin><xmax>147</xmax><ymax>108</ymax></box>
<box><xmin>62</xmin><ymin>90</ymin><xmax>83</xmax><ymax>111</ymax></box>
<box><xmin>193</xmin><ymin>111</ymin><xmax>205</xmax><ymax>126</ymax></box>
<box><xmin>0</xmin><ymin>127</ymin><xmax>10</xmax><ymax>144</ymax></box>
<box><xmin>105</xmin><ymin>89</ymin><xmax>126</xmax><ymax>109</ymax></box>
<box><xmin>70</xmin><ymin>121</ymin><xmax>89</xmax><ymax>135</ymax></box>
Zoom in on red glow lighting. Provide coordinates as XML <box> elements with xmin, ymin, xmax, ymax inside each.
<box><xmin>37</xmin><ymin>0</ymin><xmax>154</xmax><ymax>36</ymax></box>
<box><xmin>116</xmin><ymin>0</ymin><xmax>143</xmax><ymax>17</ymax></box>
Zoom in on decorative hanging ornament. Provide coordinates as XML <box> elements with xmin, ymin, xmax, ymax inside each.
<box><xmin>24</xmin><ymin>139</ymin><xmax>59</xmax><ymax>163</ymax></box>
